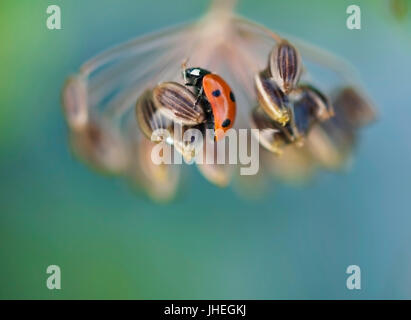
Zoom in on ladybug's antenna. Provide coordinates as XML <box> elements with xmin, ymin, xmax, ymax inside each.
<box><xmin>181</xmin><ymin>58</ymin><xmax>189</xmax><ymax>83</ymax></box>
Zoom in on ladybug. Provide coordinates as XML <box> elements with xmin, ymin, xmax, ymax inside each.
<box><xmin>183</xmin><ymin>67</ymin><xmax>236</xmax><ymax>141</ymax></box>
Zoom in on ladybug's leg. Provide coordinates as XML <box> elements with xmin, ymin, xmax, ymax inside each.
<box><xmin>193</xmin><ymin>86</ymin><xmax>204</xmax><ymax>108</ymax></box>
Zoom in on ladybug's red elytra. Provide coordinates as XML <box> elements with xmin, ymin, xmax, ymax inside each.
<box><xmin>183</xmin><ymin>67</ymin><xmax>236</xmax><ymax>141</ymax></box>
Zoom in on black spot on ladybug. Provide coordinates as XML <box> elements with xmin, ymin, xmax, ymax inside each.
<box><xmin>230</xmin><ymin>91</ymin><xmax>236</xmax><ymax>102</ymax></box>
<box><xmin>222</xmin><ymin>119</ymin><xmax>231</xmax><ymax>128</ymax></box>
<box><xmin>212</xmin><ymin>89</ymin><xmax>221</xmax><ymax>97</ymax></box>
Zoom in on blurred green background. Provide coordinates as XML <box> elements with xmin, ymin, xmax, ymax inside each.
<box><xmin>1</xmin><ymin>0</ymin><xmax>411</xmax><ymax>299</ymax></box>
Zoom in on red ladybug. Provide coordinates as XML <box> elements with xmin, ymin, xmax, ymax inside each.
<box><xmin>183</xmin><ymin>67</ymin><xmax>236</xmax><ymax>141</ymax></box>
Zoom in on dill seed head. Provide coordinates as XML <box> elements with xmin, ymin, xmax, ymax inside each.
<box><xmin>305</xmin><ymin>118</ymin><xmax>356</xmax><ymax>170</ymax></box>
<box><xmin>251</xmin><ymin>107</ymin><xmax>294</xmax><ymax>154</ymax></box>
<box><xmin>269</xmin><ymin>40</ymin><xmax>302</xmax><ymax>94</ymax></box>
<box><xmin>292</xmin><ymin>96</ymin><xmax>316</xmax><ymax>137</ymax></box>
<box><xmin>291</xmin><ymin>84</ymin><xmax>334</xmax><ymax>122</ymax></box>
<box><xmin>70</xmin><ymin>120</ymin><xmax>129</xmax><ymax>174</ymax></box>
<box><xmin>153</xmin><ymin>82</ymin><xmax>205</xmax><ymax>126</ymax></box>
<box><xmin>61</xmin><ymin>0</ymin><xmax>376</xmax><ymax>197</ymax></box>
<box><xmin>255</xmin><ymin>72</ymin><xmax>291</xmax><ymax>126</ymax></box>
<box><xmin>170</xmin><ymin>123</ymin><xmax>205</xmax><ymax>162</ymax></box>
<box><xmin>136</xmin><ymin>89</ymin><xmax>172</xmax><ymax>142</ymax></box>
<box><xmin>135</xmin><ymin>137</ymin><xmax>180</xmax><ymax>202</ymax></box>
<box><xmin>333</xmin><ymin>87</ymin><xmax>376</xmax><ymax>129</ymax></box>
<box><xmin>62</xmin><ymin>76</ymin><xmax>89</xmax><ymax>131</ymax></box>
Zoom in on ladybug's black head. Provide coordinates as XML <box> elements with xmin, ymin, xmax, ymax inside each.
<box><xmin>183</xmin><ymin>67</ymin><xmax>211</xmax><ymax>87</ymax></box>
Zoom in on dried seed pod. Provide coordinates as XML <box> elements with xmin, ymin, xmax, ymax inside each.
<box><xmin>171</xmin><ymin>123</ymin><xmax>205</xmax><ymax>162</ymax></box>
<box><xmin>197</xmin><ymin>162</ymin><xmax>233</xmax><ymax>188</ymax></box>
<box><xmin>70</xmin><ymin>120</ymin><xmax>129</xmax><ymax>174</ymax></box>
<box><xmin>305</xmin><ymin>117</ymin><xmax>356</xmax><ymax>170</ymax></box>
<box><xmin>153</xmin><ymin>82</ymin><xmax>205</xmax><ymax>126</ymax></box>
<box><xmin>196</xmin><ymin>136</ymin><xmax>233</xmax><ymax>187</ymax></box>
<box><xmin>333</xmin><ymin>87</ymin><xmax>376</xmax><ymax>129</ymax></box>
<box><xmin>292</xmin><ymin>84</ymin><xmax>334</xmax><ymax>122</ymax></box>
<box><xmin>251</xmin><ymin>107</ymin><xmax>294</xmax><ymax>154</ymax></box>
<box><xmin>269</xmin><ymin>40</ymin><xmax>302</xmax><ymax>94</ymax></box>
<box><xmin>255</xmin><ymin>72</ymin><xmax>291</xmax><ymax>126</ymax></box>
<box><xmin>62</xmin><ymin>76</ymin><xmax>89</xmax><ymax>130</ymax></box>
<box><xmin>136</xmin><ymin>89</ymin><xmax>172</xmax><ymax>141</ymax></box>
<box><xmin>135</xmin><ymin>137</ymin><xmax>180</xmax><ymax>202</ymax></box>
<box><xmin>262</xmin><ymin>146</ymin><xmax>315</xmax><ymax>184</ymax></box>
<box><xmin>292</xmin><ymin>102</ymin><xmax>314</xmax><ymax>138</ymax></box>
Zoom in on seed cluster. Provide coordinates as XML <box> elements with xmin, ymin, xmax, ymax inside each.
<box><xmin>153</xmin><ymin>82</ymin><xmax>205</xmax><ymax>126</ymax></box>
<box><xmin>61</xmin><ymin>3</ymin><xmax>377</xmax><ymax>201</ymax></box>
<box><xmin>253</xmin><ymin>40</ymin><xmax>335</xmax><ymax>155</ymax></box>
<box><xmin>136</xmin><ymin>80</ymin><xmax>207</xmax><ymax>161</ymax></box>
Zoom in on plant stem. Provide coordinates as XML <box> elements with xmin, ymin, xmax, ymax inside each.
<box><xmin>208</xmin><ymin>0</ymin><xmax>238</xmax><ymax>15</ymax></box>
